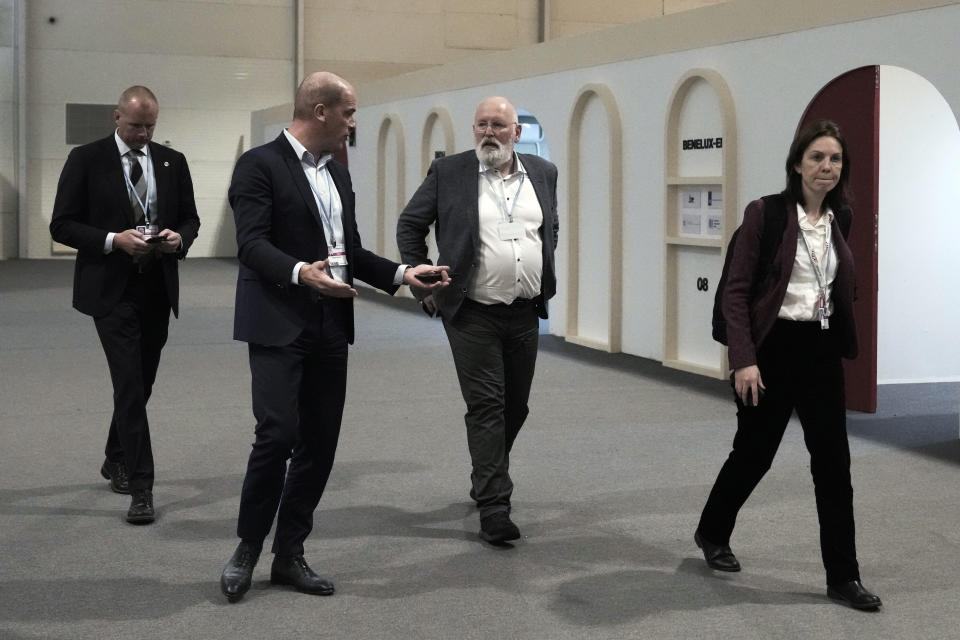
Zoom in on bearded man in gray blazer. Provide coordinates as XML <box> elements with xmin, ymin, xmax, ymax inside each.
<box><xmin>397</xmin><ymin>96</ymin><xmax>558</xmax><ymax>545</ymax></box>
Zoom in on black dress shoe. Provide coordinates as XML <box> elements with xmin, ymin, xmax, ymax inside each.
<box><xmin>220</xmin><ymin>541</ymin><xmax>262</xmax><ymax>603</ymax></box>
<box><xmin>827</xmin><ymin>580</ymin><xmax>882</xmax><ymax>610</ymax></box>
<box><xmin>126</xmin><ymin>490</ymin><xmax>154</xmax><ymax>524</ymax></box>
<box><xmin>270</xmin><ymin>555</ymin><xmax>335</xmax><ymax>595</ymax></box>
<box><xmin>100</xmin><ymin>460</ymin><xmax>130</xmax><ymax>494</ymax></box>
<box><xmin>479</xmin><ymin>511</ymin><xmax>521</xmax><ymax>544</ymax></box>
<box><xmin>695</xmin><ymin>529</ymin><xmax>741</xmax><ymax>572</ymax></box>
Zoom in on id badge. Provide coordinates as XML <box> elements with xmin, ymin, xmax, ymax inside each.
<box><xmin>498</xmin><ymin>221</ymin><xmax>522</xmax><ymax>241</ymax></box>
<box><xmin>328</xmin><ymin>247</ymin><xmax>348</xmax><ymax>267</ymax></box>
<box><xmin>137</xmin><ymin>224</ymin><xmax>159</xmax><ymax>239</ymax></box>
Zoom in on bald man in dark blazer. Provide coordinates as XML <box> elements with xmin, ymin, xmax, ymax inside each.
<box><xmin>50</xmin><ymin>85</ymin><xmax>200</xmax><ymax>525</ymax></box>
<box><xmin>219</xmin><ymin>71</ymin><xmax>448</xmax><ymax>603</ymax></box>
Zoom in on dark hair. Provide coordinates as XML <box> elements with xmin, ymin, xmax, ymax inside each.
<box><xmin>783</xmin><ymin>119</ymin><xmax>851</xmax><ymax>213</ymax></box>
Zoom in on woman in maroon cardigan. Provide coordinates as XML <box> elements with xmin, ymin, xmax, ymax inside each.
<box><xmin>695</xmin><ymin>120</ymin><xmax>881</xmax><ymax>611</ymax></box>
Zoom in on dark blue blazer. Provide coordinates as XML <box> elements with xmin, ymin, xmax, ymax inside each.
<box><xmin>49</xmin><ymin>135</ymin><xmax>200</xmax><ymax>318</ymax></box>
<box><xmin>230</xmin><ymin>133</ymin><xmax>400</xmax><ymax>346</ymax></box>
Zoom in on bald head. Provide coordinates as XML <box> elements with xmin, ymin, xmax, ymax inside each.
<box><xmin>474</xmin><ymin>96</ymin><xmax>517</xmax><ymax>125</ymax></box>
<box><xmin>287</xmin><ymin>71</ymin><xmax>358</xmax><ymax>157</ymax></box>
<box><xmin>117</xmin><ymin>85</ymin><xmax>158</xmax><ymax>111</ymax></box>
<box><xmin>293</xmin><ymin>72</ymin><xmax>352</xmax><ymax>121</ymax></box>
<box><xmin>114</xmin><ymin>85</ymin><xmax>159</xmax><ymax>150</ymax></box>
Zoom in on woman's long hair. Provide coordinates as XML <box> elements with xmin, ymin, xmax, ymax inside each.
<box><xmin>784</xmin><ymin>119</ymin><xmax>851</xmax><ymax>213</ymax></box>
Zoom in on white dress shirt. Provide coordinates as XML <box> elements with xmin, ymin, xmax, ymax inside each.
<box><xmin>283</xmin><ymin>130</ymin><xmax>407</xmax><ymax>286</ymax></box>
<box><xmin>778</xmin><ymin>203</ymin><xmax>838</xmax><ymax>321</ymax></box>
<box><xmin>105</xmin><ymin>131</ymin><xmax>157</xmax><ymax>253</ymax></box>
<box><xmin>469</xmin><ymin>154</ymin><xmax>543</xmax><ymax>305</ymax></box>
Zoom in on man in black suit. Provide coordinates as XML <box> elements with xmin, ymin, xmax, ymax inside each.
<box><xmin>50</xmin><ymin>85</ymin><xmax>200</xmax><ymax>524</ymax></box>
<box><xmin>219</xmin><ymin>71</ymin><xmax>448</xmax><ymax>602</ymax></box>
<box><xmin>397</xmin><ymin>96</ymin><xmax>559</xmax><ymax>544</ymax></box>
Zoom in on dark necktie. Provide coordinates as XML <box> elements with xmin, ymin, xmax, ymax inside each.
<box><xmin>128</xmin><ymin>149</ymin><xmax>147</xmax><ymax>226</ymax></box>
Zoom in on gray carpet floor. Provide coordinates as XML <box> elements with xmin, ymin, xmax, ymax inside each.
<box><xmin>1</xmin><ymin>258</ymin><xmax>957</xmax><ymax>639</ymax></box>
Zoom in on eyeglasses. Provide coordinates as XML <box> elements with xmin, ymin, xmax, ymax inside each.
<box><xmin>473</xmin><ymin>121</ymin><xmax>516</xmax><ymax>134</ymax></box>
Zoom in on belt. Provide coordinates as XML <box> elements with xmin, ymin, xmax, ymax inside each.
<box><xmin>463</xmin><ymin>296</ymin><xmax>534</xmax><ymax>309</ymax></box>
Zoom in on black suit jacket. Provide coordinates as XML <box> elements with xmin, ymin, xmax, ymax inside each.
<box><xmin>396</xmin><ymin>150</ymin><xmax>559</xmax><ymax>319</ymax></box>
<box><xmin>230</xmin><ymin>133</ymin><xmax>401</xmax><ymax>347</ymax></box>
<box><xmin>49</xmin><ymin>135</ymin><xmax>201</xmax><ymax>317</ymax></box>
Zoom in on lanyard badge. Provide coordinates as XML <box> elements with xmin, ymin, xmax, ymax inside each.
<box><xmin>800</xmin><ymin>223</ymin><xmax>832</xmax><ymax>330</ymax></box>
<box><xmin>486</xmin><ymin>171</ymin><xmax>525</xmax><ymax>243</ymax></box>
<box><xmin>328</xmin><ymin>246</ymin><xmax>348</xmax><ymax>268</ymax></box>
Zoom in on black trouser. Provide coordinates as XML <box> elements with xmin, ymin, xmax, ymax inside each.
<box><xmin>442</xmin><ymin>298</ymin><xmax>539</xmax><ymax>519</ymax></box>
<box><xmin>94</xmin><ymin>266</ymin><xmax>170</xmax><ymax>493</ymax></box>
<box><xmin>236</xmin><ymin>299</ymin><xmax>348</xmax><ymax>557</ymax></box>
<box><xmin>698</xmin><ymin>319</ymin><xmax>860</xmax><ymax>585</ymax></box>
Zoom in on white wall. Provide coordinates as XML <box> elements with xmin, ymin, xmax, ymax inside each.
<box><xmin>0</xmin><ymin>0</ymin><xmax>16</xmax><ymax>259</ymax></box>
<box><xmin>351</xmin><ymin>3</ymin><xmax>960</xmax><ymax>380</ymax></box>
<box><xmin>877</xmin><ymin>65</ymin><xmax>960</xmax><ymax>383</ymax></box>
<box><xmin>20</xmin><ymin>0</ymin><xmax>296</xmax><ymax>259</ymax></box>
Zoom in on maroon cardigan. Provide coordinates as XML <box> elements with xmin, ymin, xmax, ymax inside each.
<box><xmin>722</xmin><ymin>195</ymin><xmax>858</xmax><ymax>370</ymax></box>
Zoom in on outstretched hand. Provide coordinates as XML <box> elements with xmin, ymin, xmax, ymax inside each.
<box><xmin>299</xmin><ymin>259</ymin><xmax>358</xmax><ymax>297</ymax></box>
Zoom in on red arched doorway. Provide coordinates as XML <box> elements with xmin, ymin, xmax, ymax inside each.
<box><xmin>798</xmin><ymin>66</ymin><xmax>879</xmax><ymax>412</ymax></box>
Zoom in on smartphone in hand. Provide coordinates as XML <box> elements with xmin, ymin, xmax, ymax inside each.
<box><xmin>415</xmin><ymin>272</ymin><xmax>442</xmax><ymax>284</ymax></box>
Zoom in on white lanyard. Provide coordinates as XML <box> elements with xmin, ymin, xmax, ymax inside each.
<box><xmin>123</xmin><ymin>155</ymin><xmax>152</xmax><ymax>224</ymax></box>
<box><xmin>306</xmin><ymin>164</ymin><xmax>338</xmax><ymax>247</ymax></box>
<box><xmin>798</xmin><ymin>220</ymin><xmax>832</xmax><ymax>328</ymax></box>
<box><xmin>484</xmin><ymin>170</ymin><xmax>524</xmax><ymax>221</ymax></box>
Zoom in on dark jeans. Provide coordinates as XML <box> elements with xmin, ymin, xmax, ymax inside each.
<box><xmin>94</xmin><ymin>266</ymin><xmax>170</xmax><ymax>492</ymax></box>
<box><xmin>236</xmin><ymin>299</ymin><xmax>348</xmax><ymax>556</ymax></box>
<box><xmin>698</xmin><ymin>319</ymin><xmax>860</xmax><ymax>585</ymax></box>
<box><xmin>442</xmin><ymin>298</ymin><xmax>539</xmax><ymax>519</ymax></box>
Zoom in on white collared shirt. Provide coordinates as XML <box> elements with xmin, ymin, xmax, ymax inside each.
<box><xmin>469</xmin><ymin>154</ymin><xmax>543</xmax><ymax>305</ymax></box>
<box><xmin>104</xmin><ymin>131</ymin><xmax>157</xmax><ymax>253</ymax></box>
<box><xmin>283</xmin><ymin>129</ymin><xmax>407</xmax><ymax>286</ymax></box>
<box><xmin>778</xmin><ymin>203</ymin><xmax>838</xmax><ymax>321</ymax></box>
<box><xmin>284</xmin><ymin>129</ymin><xmax>348</xmax><ymax>283</ymax></box>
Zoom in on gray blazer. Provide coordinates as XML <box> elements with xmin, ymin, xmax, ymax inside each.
<box><xmin>396</xmin><ymin>149</ymin><xmax>559</xmax><ymax>319</ymax></box>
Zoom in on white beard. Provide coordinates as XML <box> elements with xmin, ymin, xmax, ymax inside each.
<box><xmin>475</xmin><ymin>139</ymin><xmax>513</xmax><ymax>169</ymax></box>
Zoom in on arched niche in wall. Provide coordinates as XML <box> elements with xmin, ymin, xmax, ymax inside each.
<box><xmin>376</xmin><ymin>114</ymin><xmax>406</xmax><ymax>262</ymax></box>
<box><xmin>420</xmin><ymin>107</ymin><xmax>455</xmax><ymax>176</ymax></box>
<box><xmin>662</xmin><ymin>68</ymin><xmax>737</xmax><ymax>379</ymax></box>
<box><xmin>566</xmin><ymin>83</ymin><xmax>623</xmax><ymax>353</ymax></box>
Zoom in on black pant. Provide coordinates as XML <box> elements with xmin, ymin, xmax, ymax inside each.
<box><xmin>236</xmin><ymin>299</ymin><xmax>348</xmax><ymax>556</ymax></box>
<box><xmin>93</xmin><ymin>266</ymin><xmax>170</xmax><ymax>492</ymax></box>
<box><xmin>442</xmin><ymin>298</ymin><xmax>539</xmax><ymax>519</ymax></box>
<box><xmin>698</xmin><ymin>319</ymin><xmax>860</xmax><ymax>585</ymax></box>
